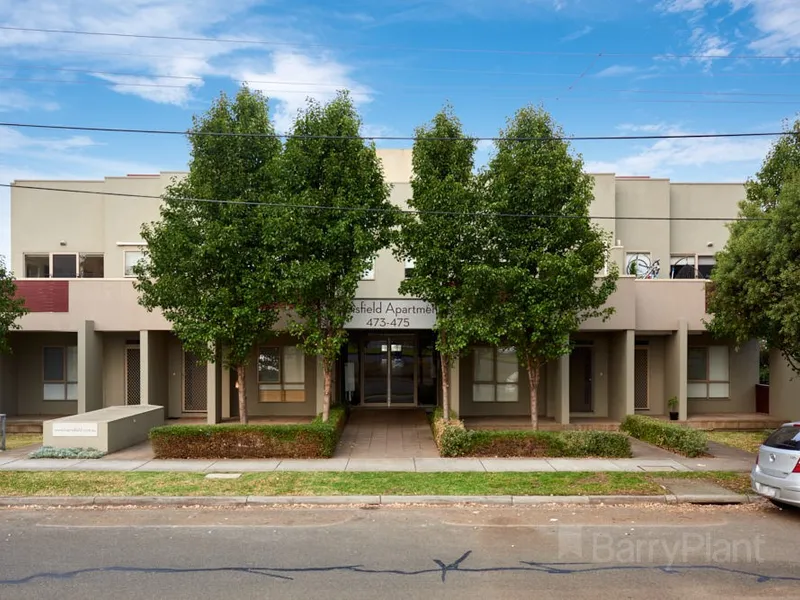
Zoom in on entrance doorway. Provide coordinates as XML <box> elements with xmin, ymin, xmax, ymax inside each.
<box><xmin>363</xmin><ymin>336</ymin><xmax>417</xmax><ymax>406</ymax></box>
<box><xmin>569</xmin><ymin>346</ymin><xmax>594</xmax><ymax>412</ymax></box>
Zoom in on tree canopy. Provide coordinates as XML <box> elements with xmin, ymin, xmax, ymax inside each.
<box><xmin>0</xmin><ymin>258</ymin><xmax>28</xmax><ymax>354</ymax></box>
<box><xmin>396</xmin><ymin>106</ymin><xmax>495</xmax><ymax>419</ymax></box>
<box><xmin>481</xmin><ymin>106</ymin><xmax>618</xmax><ymax>428</ymax></box>
<box><xmin>135</xmin><ymin>87</ymin><xmax>284</xmax><ymax>422</ymax></box>
<box><xmin>277</xmin><ymin>92</ymin><xmax>398</xmax><ymax>421</ymax></box>
<box><xmin>708</xmin><ymin>120</ymin><xmax>800</xmax><ymax>372</ymax></box>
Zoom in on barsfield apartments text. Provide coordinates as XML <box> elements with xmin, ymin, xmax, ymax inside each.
<box><xmin>558</xmin><ymin>526</ymin><xmax>765</xmax><ymax>565</ymax></box>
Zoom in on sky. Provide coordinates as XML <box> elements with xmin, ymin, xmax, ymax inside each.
<box><xmin>1</xmin><ymin>0</ymin><xmax>800</xmax><ymax>260</ymax></box>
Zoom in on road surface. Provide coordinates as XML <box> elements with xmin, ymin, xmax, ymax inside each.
<box><xmin>1</xmin><ymin>502</ymin><xmax>799</xmax><ymax>599</ymax></box>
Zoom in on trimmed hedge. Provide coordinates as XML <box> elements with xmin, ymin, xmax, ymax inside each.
<box><xmin>431</xmin><ymin>408</ymin><xmax>631</xmax><ymax>458</ymax></box>
<box><xmin>150</xmin><ymin>408</ymin><xmax>347</xmax><ymax>459</ymax></box>
<box><xmin>621</xmin><ymin>414</ymin><xmax>708</xmax><ymax>458</ymax></box>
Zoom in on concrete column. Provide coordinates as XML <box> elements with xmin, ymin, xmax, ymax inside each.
<box><xmin>140</xmin><ymin>330</ymin><xmax>168</xmax><ymax>408</ymax></box>
<box><xmin>315</xmin><ymin>356</ymin><xmax>325</xmax><ymax>416</ymax></box>
<box><xmin>449</xmin><ymin>358</ymin><xmax>460</xmax><ymax>416</ymax></box>
<box><xmin>221</xmin><ymin>367</ymin><xmax>231</xmax><ymax>420</ymax></box>
<box><xmin>553</xmin><ymin>353</ymin><xmax>570</xmax><ymax>425</ymax></box>
<box><xmin>77</xmin><ymin>320</ymin><xmax>103</xmax><ymax>414</ymax></box>
<box><xmin>206</xmin><ymin>348</ymin><xmax>223</xmax><ymax>424</ymax></box>
<box><xmin>665</xmin><ymin>319</ymin><xmax>688</xmax><ymax>420</ymax></box>
<box><xmin>769</xmin><ymin>349</ymin><xmax>800</xmax><ymax>421</ymax></box>
<box><xmin>609</xmin><ymin>330</ymin><xmax>635</xmax><ymax>421</ymax></box>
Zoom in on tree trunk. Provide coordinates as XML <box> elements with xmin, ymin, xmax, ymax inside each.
<box><xmin>440</xmin><ymin>352</ymin><xmax>451</xmax><ymax>422</ymax></box>
<box><xmin>526</xmin><ymin>358</ymin><xmax>541</xmax><ymax>430</ymax></box>
<box><xmin>237</xmin><ymin>364</ymin><xmax>248</xmax><ymax>424</ymax></box>
<box><xmin>322</xmin><ymin>358</ymin><xmax>332</xmax><ymax>422</ymax></box>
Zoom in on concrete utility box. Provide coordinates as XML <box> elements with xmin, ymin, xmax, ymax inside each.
<box><xmin>43</xmin><ymin>405</ymin><xmax>164</xmax><ymax>453</ymax></box>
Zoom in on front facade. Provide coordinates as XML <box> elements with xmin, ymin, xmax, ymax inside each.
<box><xmin>3</xmin><ymin>149</ymin><xmax>796</xmax><ymax>425</ymax></box>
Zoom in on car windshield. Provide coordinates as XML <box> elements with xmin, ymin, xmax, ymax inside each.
<box><xmin>763</xmin><ymin>426</ymin><xmax>800</xmax><ymax>451</ymax></box>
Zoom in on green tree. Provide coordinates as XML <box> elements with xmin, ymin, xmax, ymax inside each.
<box><xmin>708</xmin><ymin>120</ymin><xmax>800</xmax><ymax>372</ymax></box>
<box><xmin>278</xmin><ymin>92</ymin><xmax>397</xmax><ymax>421</ymax></box>
<box><xmin>136</xmin><ymin>87</ymin><xmax>283</xmax><ymax>423</ymax></box>
<box><xmin>482</xmin><ymin>106</ymin><xmax>618</xmax><ymax>429</ymax></box>
<box><xmin>0</xmin><ymin>258</ymin><xmax>28</xmax><ymax>353</ymax></box>
<box><xmin>395</xmin><ymin>107</ymin><xmax>494</xmax><ymax>420</ymax></box>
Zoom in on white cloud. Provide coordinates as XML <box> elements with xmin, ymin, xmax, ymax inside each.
<box><xmin>0</xmin><ymin>1</ymin><xmax>371</xmax><ymax>106</ymax></box>
<box><xmin>0</xmin><ymin>88</ymin><xmax>58</xmax><ymax>112</ymax></box>
<box><xmin>561</xmin><ymin>25</ymin><xmax>593</xmax><ymax>42</ymax></box>
<box><xmin>235</xmin><ymin>52</ymin><xmax>373</xmax><ymax>133</ymax></box>
<box><xmin>584</xmin><ymin>126</ymin><xmax>772</xmax><ymax>178</ymax></box>
<box><xmin>616</xmin><ymin>123</ymin><xmax>672</xmax><ymax>132</ymax></box>
<box><xmin>594</xmin><ymin>65</ymin><xmax>641</xmax><ymax>78</ymax></box>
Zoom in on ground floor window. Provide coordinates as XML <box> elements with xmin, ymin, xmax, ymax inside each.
<box><xmin>43</xmin><ymin>346</ymin><xmax>78</xmax><ymax>401</ymax></box>
<box><xmin>258</xmin><ymin>346</ymin><xmax>305</xmax><ymax>403</ymax></box>
<box><xmin>473</xmin><ymin>347</ymin><xmax>519</xmax><ymax>403</ymax></box>
<box><xmin>688</xmin><ymin>346</ymin><xmax>729</xmax><ymax>398</ymax></box>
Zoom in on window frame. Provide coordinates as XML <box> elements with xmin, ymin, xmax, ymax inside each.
<box><xmin>472</xmin><ymin>346</ymin><xmax>519</xmax><ymax>403</ymax></box>
<box><xmin>123</xmin><ymin>250</ymin><xmax>147</xmax><ymax>278</ymax></box>
<box><xmin>687</xmin><ymin>345</ymin><xmax>730</xmax><ymax>399</ymax></box>
<box><xmin>625</xmin><ymin>252</ymin><xmax>652</xmax><ymax>278</ymax></box>
<box><xmin>670</xmin><ymin>253</ymin><xmax>716</xmax><ymax>279</ymax></box>
<box><xmin>42</xmin><ymin>345</ymin><xmax>78</xmax><ymax>402</ymax></box>
<box><xmin>257</xmin><ymin>346</ymin><xmax>306</xmax><ymax>403</ymax></box>
<box><xmin>24</xmin><ymin>253</ymin><xmax>105</xmax><ymax>279</ymax></box>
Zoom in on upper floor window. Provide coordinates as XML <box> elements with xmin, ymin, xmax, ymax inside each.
<box><xmin>361</xmin><ymin>259</ymin><xmax>375</xmax><ymax>281</ymax></box>
<box><xmin>404</xmin><ymin>258</ymin><xmax>416</xmax><ymax>279</ymax></box>
<box><xmin>24</xmin><ymin>253</ymin><xmax>104</xmax><ymax>278</ymax></box>
<box><xmin>124</xmin><ymin>250</ymin><xmax>147</xmax><ymax>277</ymax></box>
<box><xmin>625</xmin><ymin>252</ymin><xmax>655</xmax><ymax>278</ymax></box>
<box><xmin>670</xmin><ymin>255</ymin><xmax>715</xmax><ymax>279</ymax></box>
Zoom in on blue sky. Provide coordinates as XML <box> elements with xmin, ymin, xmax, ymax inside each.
<box><xmin>1</xmin><ymin>0</ymin><xmax>800</xmax><ymax>260</ymax></box>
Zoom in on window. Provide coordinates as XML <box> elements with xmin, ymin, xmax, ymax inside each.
<box><xmin>625</xmin><ymin>252</ymin><xmax>652</xmax><ymax>278</ymax></box>
<box><xmin>258</xmin><ymin>346</ymin><xmax>305</xmax><ymax>402</ymax></box>
<box><xmin>687</xmin><ymin>346</ymin><xmax>729</xmax><ymax>399</ymax></box>
<box><xmin>404</xmin><ymin>258</ymin><xmax>415</xmax><ymax>279</ymax></box>
<box><xmin>473</xmin><ymin>347</ymin><xmax>519</xmax><ymax>403</ymax></box>
<box><xmin>24</xmin><ymin>253</ymin><xmax>104</xmax><ymax>278</ymax></box>
<box><xmin>80</xmin><ymin>254</ymin><xmax>104</xmax><ymax>278</ymax></box>
<box><xmin>43</xmin><ymin>346</ymin><xmax>78</xmax><ymax>401</ymax></box>
<box><xmin>670</xmin><ymin>254</ymin><xmax>716</xmax><ymax>279</ymax></box>
<box><xmin>25</xmin><ymin>254</ymin><xmax>49</xmax><ymax>278</ymax></box>
<box><xmin>361</xmin><ymin>259</ymin><xmax>375</xmax><ymax>281</ymax></box>
<box><xmin>124</xmin><ymin>250</ymin><xmax>146</xmax><ymax>277</ymax></box>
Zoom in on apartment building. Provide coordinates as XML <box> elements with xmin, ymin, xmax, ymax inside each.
<box><xmin>2</xmin><ymin>149</ymin><xmax>797</xmax><ymax>426</ymax></box>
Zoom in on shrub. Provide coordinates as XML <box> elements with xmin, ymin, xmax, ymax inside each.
<box><xmin>430</xmin><ymin>409</ymin><xmax>631</xmax><ymax>458</ymax></box>
<box><xmin>29</xmin><ymin>446</ymin><xmax>106</xmax><ymax>459</ymax></box>
<box><xmin>621</xmin><ymin>414</ymin><xmax>708</xmax><ymax>457</ymax></box>
<box><xmin>149</xmin><ymin>407</ymin><xmax>347</xmax><ymax>459</ymax></box>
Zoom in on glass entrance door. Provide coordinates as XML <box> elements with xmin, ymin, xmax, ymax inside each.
<box><xmin>362</xmin><ymin>336</ymin><xmax>417</xmax><ymax>406</ymax></box>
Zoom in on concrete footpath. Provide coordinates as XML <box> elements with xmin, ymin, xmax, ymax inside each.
<box><xmin>0</xmin><ymin>455</ymin><xmax>754</xmax><ymax>473</ymax></box>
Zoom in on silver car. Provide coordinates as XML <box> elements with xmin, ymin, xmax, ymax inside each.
<box><xmin>751</xmin><ymin>422</ymin><xmax>800</xmax><ymax>508</ymax></box>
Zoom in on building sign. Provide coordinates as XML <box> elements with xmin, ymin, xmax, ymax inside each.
<box><xmin>347</xmin><ymin>299</ymin><xmax>436</xmax><ymax>329</ymax></box>
<box><xmin>52</xmin><ymin>422</ymin><xmax>99</xmax><ymax>437</ymax></box>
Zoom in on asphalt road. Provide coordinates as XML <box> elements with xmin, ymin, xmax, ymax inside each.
<box><xmin>1</xmin><ymin>502</ymin><xmax>799</xmax><ymax>599</ymax></box>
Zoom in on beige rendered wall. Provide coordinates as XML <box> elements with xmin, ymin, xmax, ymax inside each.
<box><xmin>590</xmin><ymin>174</ymin><xmax>617</xmax><ymax>244</ymax></box>
<box><xmin>142</xmin><ymin>330</ymin><xmax>169</xmax><ymax>409</ymax></box>
<box><xmin>614</xmin><ymin>179</ymin><xmax>671</xmax><ymax>275</ymax></box>
<box><xmin>608</xmin><ymin>330</ymin><xmax>634</xmax><ymax>421</ymax></box>
<box><xmin>101</xmin><ymin>332</ymin><xmax>132</xmax><ymax>407</ymax></box>
<box><xmin>670</xmin><ymin>183</ymin><xmax>743</xmax><ymax>256</ymax></box>
<box><xmin>665</xmin><ymin>321</ymin><xmax>688</xmax><ymax>420</ymax></box>
<box><xmin>11</xmin><ymin>332</ymin><xmax>79</xmax><ymax>416</ymax></box>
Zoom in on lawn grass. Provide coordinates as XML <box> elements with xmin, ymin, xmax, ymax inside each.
<box><xmin>1</xmin><ymin>434</ymin><xmax>43</xmax><ymax>451</ymax></box>
<box><xmin>0</xmin><ymin>470</ymin><xmax>751</xmax><ymax>498</ymax></box>
<box><xmin>654</xmin><ymin>472</ymin><xmax>753</xmax><ymax>495</ymax></box>
<box><xmin>707</xmin><ymin>431</ymin><xmax>769</xmax><ymax>455</ymax></box>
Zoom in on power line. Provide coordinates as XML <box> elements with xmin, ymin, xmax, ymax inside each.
<box><xmin>5</xmin><ymin>64</ymin><xmax>800</xmax><ymax>98</ymax></box>
<box><xmin>2</xmin><ymin>25</ymin><xmax>799</xmax><ymax>61</ymax></box>
<box><xmin>6</xmin><ymin>75</ymin><xmax>800</xmax><ymax>105</ymax></box>
<box><xmin>0</xmin><ymin>121</ymin><xmax>791</xmax><ymax>142</ymax></box>
<box><xmin>0</xmin><ymin>183</ymin><xmax>762</xmax><ymax>222</ymax></box>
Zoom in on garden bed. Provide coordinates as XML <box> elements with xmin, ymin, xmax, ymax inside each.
<box><xmin>149</xmin><ymin>408</ymin><xmax>347</xmax><ymax>459</ymax></box>
<box><xmin>621</xmin><ymin>414</ymin><xmax>708</xmax><ymax>458</ymax></box>
<box><xmin>432</xmin><ymin>409</ymin><xmax>631</xmax><ymax>458</ymax></box>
